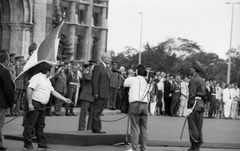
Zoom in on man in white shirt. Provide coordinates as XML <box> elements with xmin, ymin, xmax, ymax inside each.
<box><xmin>124</xmin><ymin>64</ymin><xmax>151</xmax><ymax>151</ymax></box>
<box><xmin>23</xmin><ymin>62</ymin><xmax>71</xmax><ymax>151</ymax></box>
<box><xmin>178</xmin><ymin>76</ymin><xmax>189</xmax><ymax>117</ymax></box>
<box><xmin>231</xmin><ymin>83</ymin><xmax>239</xmax><ymax>119</ymax></box>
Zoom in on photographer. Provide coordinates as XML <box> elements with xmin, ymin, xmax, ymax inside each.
<box><xmin>78</xmin><ymin>61</ymin><xmax>96</xmax><ymax>131</ymax></box>
<box><xmin>124</xmin><ymin>64</ymin><xmax>151</xmax><ymax>151</ymax></box>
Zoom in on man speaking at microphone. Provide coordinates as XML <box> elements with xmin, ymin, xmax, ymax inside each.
<box><xmin>124</xmin><ymin>64</ymin><xmax>151</xmax><ymax>151</ymax></box>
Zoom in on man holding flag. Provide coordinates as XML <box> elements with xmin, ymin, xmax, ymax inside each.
<box><xmin>13</xmin><ymin>19</ymin><xmax>68</xmax><ymax>151</ymax></box>
<box><xmin>23</xmin><ymin>62</ymin><xmax>71</xmax><ymax>151</ymax></box>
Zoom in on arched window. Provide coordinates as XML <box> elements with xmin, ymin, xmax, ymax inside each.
<box><xmin>76</xmin><ymin>35</ymin><xmax>83</xmax><ymax>60</ymax></box>
<box><xmin>78</xmin><ymin>10</ymin><xmax>84</xmax><ymax>24</ymax></box>
<box><xmin>91</xmin><ymin>37</ymin><xmax>98</xmax><ymax>59</ymax></box>
<box><xmin>94</xmin><ymin>0</ymin><xmax>101</xmax><ymax>4</ymax></box>
<box><xmin>93</xmin><ymin>13</ymin><xmax>99</xmax><ymax>26</ymax></box>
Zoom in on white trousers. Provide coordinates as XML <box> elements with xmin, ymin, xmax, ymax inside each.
<box><xmin>230</xmin><ymin>101</ymin><xmax>238</xmax><ymax>118</ymax></box>
<box><xmin>178</xmin><ymin>95</ymin><xmax>188</xmax><ymax>117</ymax></box>
<box><xmin>224</xmin><ymin>101</ymin><xmax>232</xmax><ymax>118</ymax></box>
<box><xmin>150</xmin><ymin>101</ymin><xmax>156</xmax><ymax>115</ymax></box>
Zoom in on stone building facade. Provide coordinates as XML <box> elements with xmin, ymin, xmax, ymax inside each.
<box><xmin>0</xmin><ymin>0</ymin><xmax>108</xmax><ymax>63</ymax></box>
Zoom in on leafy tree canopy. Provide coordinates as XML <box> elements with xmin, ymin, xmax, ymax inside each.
<box><xmin>111</xmin><ymin>37</ymin><xmax>240</xmax><ymax>84</ymax></box>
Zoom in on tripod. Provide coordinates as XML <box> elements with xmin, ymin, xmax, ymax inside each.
<box><xmin>114</xmin><ymin>112</ymin><xmax>131</xmax><ymax>146</ymax></box>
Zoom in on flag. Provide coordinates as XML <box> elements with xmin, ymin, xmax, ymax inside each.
<box><xmin>14</xmin><ymin>20</ymin><xmax>64</xmax><ymax>82</ymax></box>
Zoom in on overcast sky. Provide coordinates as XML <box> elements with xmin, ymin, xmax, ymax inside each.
<box><xmin>107</xmin><ymin>0</ymin><xmax>240</xmax><ymax>59</ymax></box>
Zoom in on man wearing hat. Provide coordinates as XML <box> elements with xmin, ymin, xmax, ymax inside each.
<box><xmin>88</xmin><ymin>59</ymin><xmax>99</xmax><ymax>65</ymax></box>
<box><xmin>186</xmin><ymin>60</ymin><xmax>206</xmax><ymax>151</ymax></box>
<box><xmin>78</xmin><ymin>62</ymin><xmax>95</xmax><ymax>131</ymax></box>
<box><xmin>14</xmin><ymin>56</ymin><xmax>25</xmax><ymax>116</ymax></box>
<box><xmin>28</xmin><ymin>43</ymin><xmax>38</xmax><ymax>57</ymax></box>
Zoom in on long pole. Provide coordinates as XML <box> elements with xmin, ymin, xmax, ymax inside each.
<box><xmin>139</xmin><ymin>12</ymin><xmax>143</xmax><ymax>64</ymax></box>
<box><xmin>226</xmin><ymin>2</ymin><xmax>240</xmax><ymax>84</ymax></box>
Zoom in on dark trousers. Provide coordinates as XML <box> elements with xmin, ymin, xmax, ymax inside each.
<box><xmin>109</xmin><ymin>87</ymin><xmax>118</xmax><ymax>109</ymax></box>
<box><xmin>209</xmin><ymin>95</ymin><xmax>216</xmax><ymax>117</ymax></box>
<box><xmin>23</xmin><ymin>100</ymin><xmax>47</xmax><ymax>147</ymax></box>
<box><xmin>170</xmin><ymin>92</ymin><xmax>180</xmax><ymax>116</ymax></box>
<box><xmin>46</xmin><ymin>94</ymin><xmax>53</xmax><ymax>115</ymax></box>
<box><xmin>0</xmin><ymin>108</ymin><xmax>7</xmax><ymax>147</ymax></box>
<box><xmin>92</xmin><ymin>98</ymin><xmax>107</xmax><ymax>131</ymax></box>
<box><xmin>78</xmin><ymin>100</ymin><xmax>93</xmax><ymax>131</ymax></box>
<box><xmin>121</xmin><ymin>87</ymin><xmax>129</xmax><ymax>113</ymax></box>
<box><xmin>188</xmin><ymin>103</ymin><xmax>204</xmax><ymax>145</ymax></box>
<box><xmin>164</xmin><ymin>96</ymin><xmax>171</xmax><ymax>115</ymax></box>
<box><xmin>116</xmin><ymin>87</ymin><xmax>124</xmax><ymax>110</ymax></box>
<box><xmin>15</xmin><ymin>89</ymin><xmax>24</xmax><ymax>112</ymax></box>
<box><xmin>54</xmin><ymin>93</ymin><xmax>64</xmax><ymax>114</ymax></box>
<box><xmin>22</xmin><ymin>92</ymin><xmax>28</xmax><ymax>127</ymax></box>
<box><xmin>65</xmin><ymin>86</ymin><xmax>76</xmax><ymax>113</ymax></box>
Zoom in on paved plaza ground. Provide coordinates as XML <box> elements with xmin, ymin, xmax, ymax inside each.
<box><xmin>2</xmin><ymin>108</ymin><xmax>240</xmax><ymax>151</ymax></box>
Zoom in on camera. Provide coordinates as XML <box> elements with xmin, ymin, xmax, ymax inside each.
<box><xmin>148</xmin><ymin>70</ymin><xmax>155</xmax><ymax>79</ymax></box>
<box><xmin>147</xmin><ymin>70</ymin><xmax>155</xmax><ymax>83</ymax></box>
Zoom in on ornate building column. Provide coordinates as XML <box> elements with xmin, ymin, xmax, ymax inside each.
<box><xmin>0</xmin><ymin>23</ymin><xmax>10</xmax><ymax>51</ymax></box>
<box><xmin>9</xmin><ymin>23</ymin><xmax>23</xmax><ymax>54</ymax></box>
<box><xmin>32</xmin><ymin>0</ymin><xmax>47</xmax><ymax>47</ymax></box>
<box><xmin>99</xmin><ymin>0</ymin><xmax>108</xmax><ymax>58</ymax></box>
<box><xmin>84</xmin><ymin>0</ymin><xmax>93</xmax><ymax>63</ymax></box>
<box><xmin>21</xmin><ymin>24</ymin><xmax>33</xmax><ymax>57</ymax></box>
<box><xmin>68</xmin><ymin>1</ymin><xmax>76</xmax><ymax>61</ymax></box>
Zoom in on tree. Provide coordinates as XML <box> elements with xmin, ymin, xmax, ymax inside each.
<box><xmin>110</xmin><ymin>37</ymin><xmax>239</xmax><ymax>84</ymax></box>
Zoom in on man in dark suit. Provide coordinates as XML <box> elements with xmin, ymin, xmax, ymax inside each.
<box><xmin>0</xmin><ymin>50</ymin><xmax>15</xmax><ymax>150</ymax></box>
<box><xmin>164</xmin><ymin>75</ymin><xmax>172</xmax><ymax>116</ymax></box>
<box><xmin>204</xmin><ymin>80</ymin><xmax>211</xmax><ymax>117</ymax></box>
<box><xmin>91</xmin><ymin>52</ymin><xmax>111</xmax><ymax>133</ymax></box>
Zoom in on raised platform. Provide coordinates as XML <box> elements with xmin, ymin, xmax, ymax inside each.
<box><xmin>5</xmin><ymin>132</ymin><xmax>240</xmax><ymax>149</ymax></box>
<box><xmin>4</xmin><ymin>131</ymin><xmax>129</xmax><ymax>146</ymax></box>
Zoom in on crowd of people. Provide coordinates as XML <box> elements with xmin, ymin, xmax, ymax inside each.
<box><xmin>0</xmin><ymin>43</ymin><xmax>240</xmax><ymax>151</ymax></box>
<box><xmin>4</xmin><ymin>45</ymin><xmax>240</xmax><ymax>120</ymax></box>
<box><xmin>147</xmin><ymin>73</ymin><xmax>240</xmax><ymax>120</ymax></box>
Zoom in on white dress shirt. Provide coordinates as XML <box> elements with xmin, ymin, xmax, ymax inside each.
<box><xmin>124</xmin><ymin>75</ymin><xmax>150</xmax><ymax>103</ymax></box>
<box><xmin>28</xmin><ymin>73</ymin><xmax>54</xmax><ymax>104</ymax></box>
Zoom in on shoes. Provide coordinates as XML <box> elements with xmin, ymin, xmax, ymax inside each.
<box><xmin>0</xmin><ymin>146</ymin><xmax>7</xmax><ymax>150</ymax></box>
<box><xmin>37</xmin><ymin>145</ymin><xmax>52</xmax><ymax>151</ymax></box>
<box><xmin>5</xmin><ymin>114</ymin><xmax>11</xmax><ymax>117</ymax></box>
<box><xmin>126</xmin><ymin>148</ymin><xmax>134</xmax><ymax>151</ymax></box>
<box><xmin>92</xmin><ymin>130</ymin><xmax>106</xmax><ymax>133</ymax></box>
<box><xmin>65</xmin><ymin>113</ymin><xmax>71</xmax><ymax>116</ymax></box>
<box><xmin>70</xmin><ymin>112</ymin><xmax>77</xmax><ymax>116</ymax></box>
<box><xmin>46</xmin><ymin>113</ymin><xmax>52</xmax><ymax>117</ymax></box>
<box><xmin>187</xmin><ymin>148</ymin><xmax>199</xmax><ymax>151</ymax></box>
<box><xmin>23</xmin><ymin>145</ymin><xmax>36</xmax><ymax>151</ymax></box>
<box><xmin>188</xmin><ymin>143</ymin><xmax>200</xmax><ymax>151</ymax></box>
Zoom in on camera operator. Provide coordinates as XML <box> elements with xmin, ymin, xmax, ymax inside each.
<box><xmin>124</xmin><ymin>64</ymin><xmax>152</xmax><ymax>151</ymax></box>
<box><xmin>78</xmin><ymin>60</ymin><xmax>97</xmax><ymax>131</ymax></box>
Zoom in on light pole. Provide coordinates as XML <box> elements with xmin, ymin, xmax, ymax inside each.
<box><xmin>226</xmin><ymin>2</ymin><xmax>240</xmax><ymax>84</ymax></box>
<box><xmin>139</xmin><ymin>12</ymin><xmax>143</xmax><ymax>64</ymax></box>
